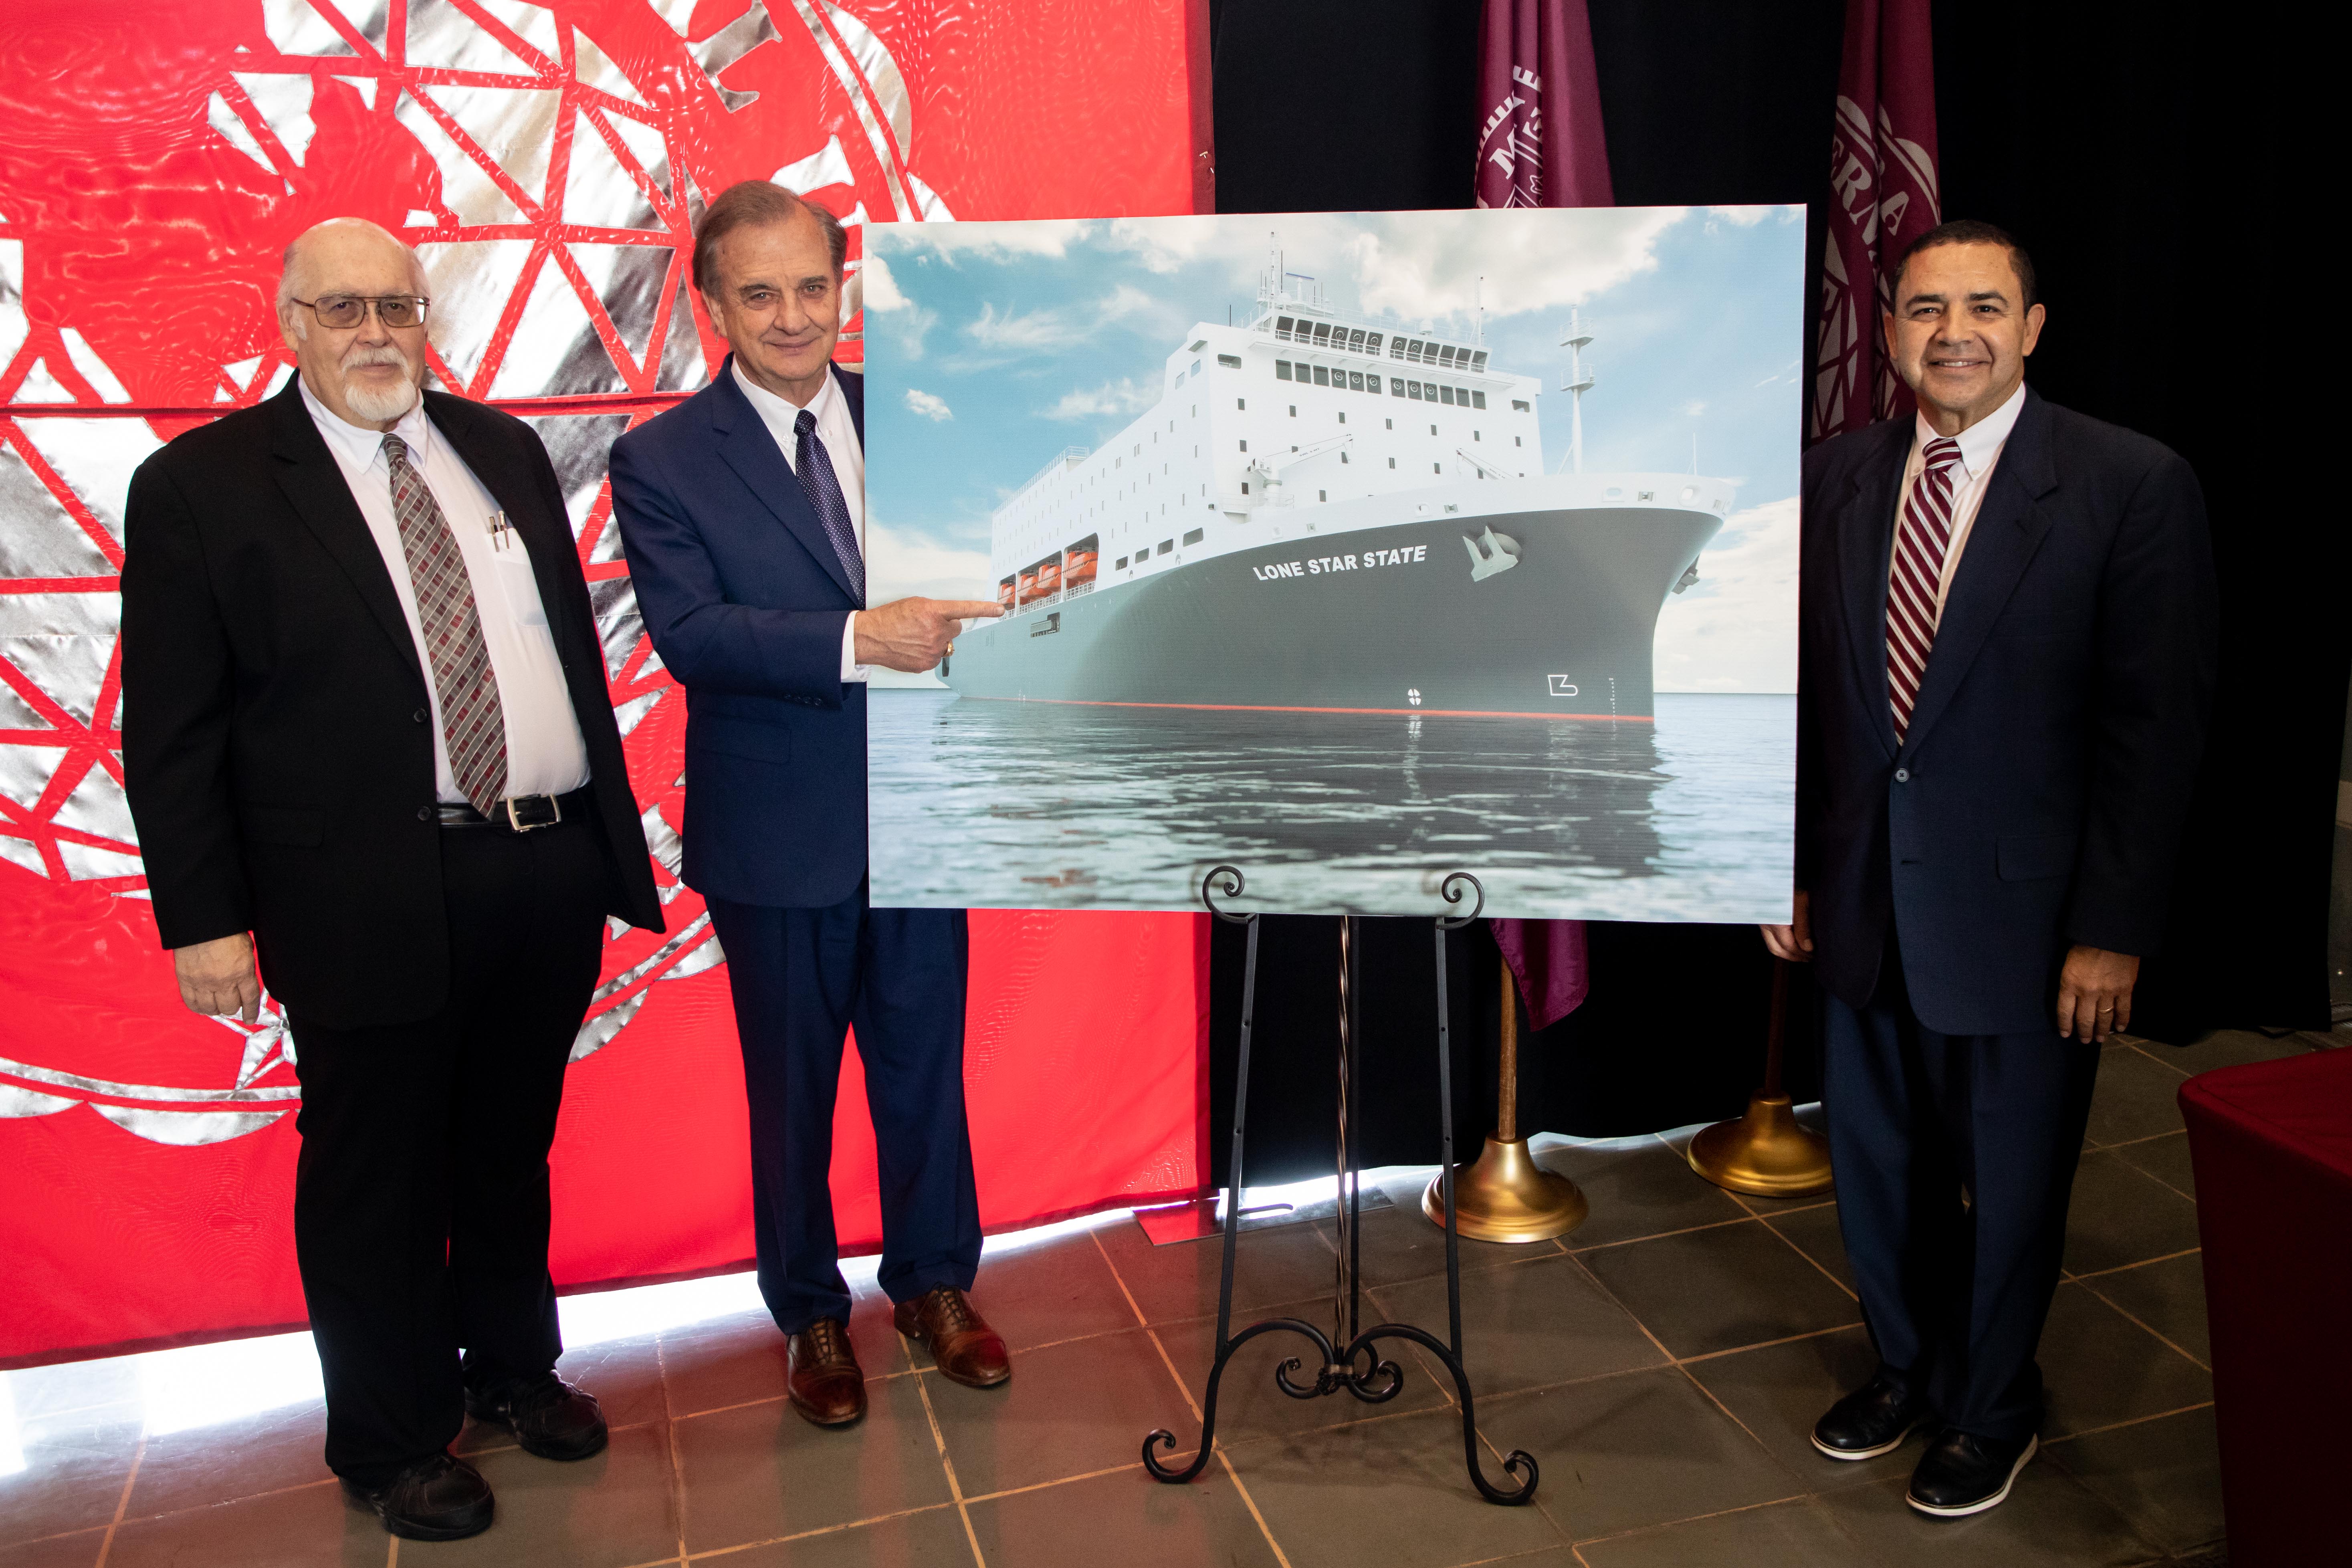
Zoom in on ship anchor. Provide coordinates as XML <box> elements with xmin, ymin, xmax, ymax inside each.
<box><xmin>1463</xmin><ymin>527</ymin><xmax>1522</xmax><ymax>582</ymax></box>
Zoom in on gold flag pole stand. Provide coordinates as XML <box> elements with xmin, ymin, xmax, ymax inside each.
<box><xmin>1687</xmin><ymin>959</ymin><xmax>1833</xmax><ymax>1197</ymax></box>
<box><xmin>1423</xmin><ymin>954</ymin><xmax>1588</xmax><ymax>1241</ymax></box>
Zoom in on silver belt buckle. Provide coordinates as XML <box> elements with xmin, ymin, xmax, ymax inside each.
<box><xmin>503</xmin><ymin>794</ymin><xmax>562</xmax><ymax>833</ymax></box>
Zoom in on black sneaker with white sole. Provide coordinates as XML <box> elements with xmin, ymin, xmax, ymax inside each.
<box><xmin>1907</xmin><ymin>1429</ymin><xmax>2037</xmax><ymax>1516</ymax></box>
<box><xmin>1811</xmin><ymin>1372</ymin><xmax>1929</xmax><ymax>1461</ymax></box>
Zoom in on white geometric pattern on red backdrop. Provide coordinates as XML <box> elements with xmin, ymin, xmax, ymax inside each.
<box><xmin>0</xmin><ymin>0</ymin><xmax>962</xmax><ymax>1144</ymax></box>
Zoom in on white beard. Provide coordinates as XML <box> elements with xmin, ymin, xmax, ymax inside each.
<box><xmin>343</xmin><ymin>372</ymin><xmax>420</xmax><ymax>424</ymax></box>
<box><xmin>339</xmin><ymin>344</ymin><xmax>420</xmax><ymax>423</ymax></box>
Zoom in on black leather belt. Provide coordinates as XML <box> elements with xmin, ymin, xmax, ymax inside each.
<box><xmin>435</xmin><ymin>787</ymin><xmax>591</xmax><ymax>832</ymax></box>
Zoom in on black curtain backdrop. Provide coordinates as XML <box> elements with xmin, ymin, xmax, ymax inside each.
<box><xmin>1203</xmin><ymin>1</ymin><xmax>2337</xmax><ymax>1179</ymax></box>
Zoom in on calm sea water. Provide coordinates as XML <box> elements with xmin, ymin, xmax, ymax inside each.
<box><xmin>866</xmin><ymin>692</ymin><xmax>1794</xmax><ymax>921</ymax></box>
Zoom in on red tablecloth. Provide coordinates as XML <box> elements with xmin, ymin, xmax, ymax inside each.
<box><xmin>2179</xmin><ymin>1046</ymin><xmax>2352</xmax><ymax>1568</ymax></box>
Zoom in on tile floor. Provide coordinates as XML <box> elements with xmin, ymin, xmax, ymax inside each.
<box><xmin>3</xmin><ymin>1027</ymin><xmax>2324</xmax><ymax>1568</ymax></box>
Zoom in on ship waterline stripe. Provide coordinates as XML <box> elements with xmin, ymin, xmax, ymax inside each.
<box><xmin>964</xmin><ymin>696</ymin><xmax>1657</xmax><ymax>723</ymax></box>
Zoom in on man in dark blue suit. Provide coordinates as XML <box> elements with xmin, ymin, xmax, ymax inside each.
<box><xmin>1763</xmin><ymin>222</ymin><xmax>2215</xmax><ymax>1517</ymax></box>
<box><xmin>609</xmin><ymin>182</ymin><xmax>1009</xmax><ymax>1426</ymax></box>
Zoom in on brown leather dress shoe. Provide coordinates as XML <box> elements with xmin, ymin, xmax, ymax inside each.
<box><xmin>787</xmin><ymin>1317</ymin><xmax>867</xmax><ymax>1426</ymax></box>
<box><xmin>893</xmin><ymin>1285</ymin><xmax>1012</xmax><ymax>1388</ymax></box>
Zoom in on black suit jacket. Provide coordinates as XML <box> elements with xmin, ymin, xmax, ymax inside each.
<box><xmin>120</xmin><ymin>380</ymin><xmax>663</xmax><ymax>1029</ymax></box>
<box><xmin>1797</xmin><ymin>388</ymin><xmax>2217</xmax><ymax>1034</ymax></box>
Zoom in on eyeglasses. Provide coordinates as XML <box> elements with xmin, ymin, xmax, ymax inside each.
<box><xmin>291</xmin><ymin>294</ymin><xmax>431</xmax><ymax>330</ymax></box>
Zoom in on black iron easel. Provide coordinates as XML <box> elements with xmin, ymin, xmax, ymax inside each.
<box><xmin>1142</xmin><ymin>866</ymin><xmax>1537</xmax><ymax>1504</ymax></box>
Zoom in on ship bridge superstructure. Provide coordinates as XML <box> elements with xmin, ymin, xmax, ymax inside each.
<box><xmin>979</xmin><ymin>250</ymin><xmax>1734</xmax><ymax>622</ymax></box>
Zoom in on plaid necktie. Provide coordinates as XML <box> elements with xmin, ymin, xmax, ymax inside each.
<box><xmin>1885</xmin><ymin>435</ymin><xmax>1965</xmax><ymax>743</ymax></box>
<box><xmin>793</xmin><ymin>408</ymin><xmax>864</xmax><ymax>605</ymax></box>
<box><xmin>382</xmin><ymin>434</ymin><xmax>508</xmax><ymax>812</ymax></box>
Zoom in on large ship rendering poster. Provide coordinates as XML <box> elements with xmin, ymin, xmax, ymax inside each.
<box><xmin>860</xmin><ymin>207</ymin><xmax>1805</xmax><ymax>920</ymax></box>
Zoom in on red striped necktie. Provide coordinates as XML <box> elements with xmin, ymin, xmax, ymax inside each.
<box><xmin>1885</xmin><ymin>435</ymin><xmax>1964</xmax><ymax>743</ymax></box>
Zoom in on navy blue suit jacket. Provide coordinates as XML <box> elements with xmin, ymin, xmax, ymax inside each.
<box><xmin>1797</xmin><ymin>388</ymin><xmax>2217</xmax><ymax>1034</ymax></box>
<box><xmin>609</xmin><ymin>360</ymin><xmax>867</xmax><ymax>908</ymax></box>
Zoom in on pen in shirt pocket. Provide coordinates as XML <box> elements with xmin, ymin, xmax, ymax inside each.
<box><xmin>487</xmin><ymin>510</ymin><xmax>512</xmax><ymax>550</ymax></box>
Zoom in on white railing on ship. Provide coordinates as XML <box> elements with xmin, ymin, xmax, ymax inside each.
<box><xmin>1012</xmin><ymin>446</ymin><xmax>1091</xmax><ymax>499</ymax></box>
<box><xmin>1009</xmin><ymin>581</ymin><xmax>1095</xmax><ymax>617</ymax></box>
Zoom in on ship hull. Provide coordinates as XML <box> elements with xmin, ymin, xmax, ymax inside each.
<box><xmin>943</xmin><ymin>496</ymin><xmax>1720</xmax><ymax>719</ymax></box>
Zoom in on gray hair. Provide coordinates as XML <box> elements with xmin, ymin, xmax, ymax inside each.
<box><xmin>275</xmin><ymin>218</ymin><xmax>429</xmax><ymax>318</ymax></box>
<box><xmin>693</xmin><ymin>182</ymin><xmax>848</xmax><ymax>292</ymax></box>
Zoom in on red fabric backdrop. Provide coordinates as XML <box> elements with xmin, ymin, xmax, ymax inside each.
<box><xmin>0</xmin><ymin>0</ymin><xmax>1211</xmax><ymax>1366</ymax></box>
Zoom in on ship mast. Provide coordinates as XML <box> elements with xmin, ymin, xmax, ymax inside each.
<box><xmin>1561</xmin><ymin>308</ymin><xmax>1595</xmax><ymax>474</ymax></box>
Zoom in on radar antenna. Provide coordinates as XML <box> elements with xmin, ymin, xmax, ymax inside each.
<box><xmin>1560</xmin><ymin>308</ymin><xmax>1596</xmax><ymax>474</ymax></box>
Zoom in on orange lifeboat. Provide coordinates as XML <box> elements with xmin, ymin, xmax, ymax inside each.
<box><xmin>1015</xmin><ymin>565</ymin><xmax>1039</xmax><ymax>606</ymax></box>
<box><xmin>997</xmin><ymin>576</ymin><xmax>1016</xmax><ymax>612</ymax></box>
<box><xmin>1032</xmin><ymin>557</ymin><xmax>1062</xmax><ymax>601</ymax></box>
<box><xmin>1064</xmin><ymin>542</ymin><xmax>1098</xmax><ymax>591</ymax></box>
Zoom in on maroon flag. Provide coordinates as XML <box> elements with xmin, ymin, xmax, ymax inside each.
<box><xmin>1477</xmin><ymin>0</ymin><xmax>1606</xmax><ymax>1026</ymax></box>
<box><xmin>1810</xmin><ymin>0</ymin><xmax>1941</xmax><ymax>442</ymax></box>
<box><xmin>1493</xmin><ymin>916</ymin><xmax>1592</xmax><ymax>1032</ymax></box>
<box><xmin>1475</xmin><ymin>0</ymin><xmax>1613</xmax><ymax>209</ymax></box>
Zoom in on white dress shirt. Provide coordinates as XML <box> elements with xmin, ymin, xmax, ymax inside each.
<box><xmin>731</xmin><ymin>359</ymin><xmax>870</xmax><ymax>682</ymax></box>
<box><xmin>1890</xmin><ymin>381</ymin><xmax>2028</xmax><ymax>620</ymax></box>
<box><xmin>301</xmin><ymin>379</ymin><xmax>590</xmax><ymax>802</ymax></box>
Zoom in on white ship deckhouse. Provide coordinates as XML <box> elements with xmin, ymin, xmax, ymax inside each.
<box><xmin>945</xmin><ymin>247</ymin><xmax>1735</xmax><ymax>722</ymax></box>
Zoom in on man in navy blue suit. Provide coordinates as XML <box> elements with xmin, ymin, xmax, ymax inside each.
<box><xmin>1763</xmin><ymin>222</ymin><xmax>2215</xmax><ymax>1517</ymax></box>
<box><xmin>610</xmin><ymin>182</ymin><xmax>1009</xmax><ymax>1427</ymax></box>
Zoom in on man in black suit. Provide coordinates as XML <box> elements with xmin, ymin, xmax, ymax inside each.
<box><xmin>121</xmin><ymin>218</ymin><xmax>663</xmax><ymax>1542</ymax></box>
<box><xmin>1762</xmin><ymin>221</ymin><xmax>2215</xmax><ymax>1517</ymax></box>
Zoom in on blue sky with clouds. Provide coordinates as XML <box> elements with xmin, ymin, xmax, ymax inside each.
<box><xmin>862</xmin><ymin>206</ymin><xmax>1807</xmax><ymax>690</ymax></box>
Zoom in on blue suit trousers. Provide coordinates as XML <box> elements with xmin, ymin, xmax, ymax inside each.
<box><xmin>1823</xmin><ymin>939</ymin><xmax>2099</xmax><ymax>1441</ymax></box>
<box><xmin>707</xmin><ymin>889</ymin><xmax>982</xmax><ymax>1333</ymax></box>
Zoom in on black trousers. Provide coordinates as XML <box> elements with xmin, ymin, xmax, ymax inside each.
<box><xmin>287</xmin><ymin>818</ymin><xmax>606</xmax><ymax>1485</ymax></box>
<box><xmin>1822</xmin><ymin>935</ymin><xmax>2100</xmax><ymax>1442</ymax></box>
<box><xmin>706</xmin><ymin>889</ymin><xmax>981</xmax><ymax>1335</ymax></box>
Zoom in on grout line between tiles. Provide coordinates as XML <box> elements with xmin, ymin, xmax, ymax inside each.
<box><xmin>89</xmin><ymin>1431</ymin><xmax>142</xmax><ymax>1568</ymax></box>
<box><xmin>1566</xmin><ymin>1212</ymin><xmax>1762</xmax><ymax>1256</ymax></box>
<box><xmin>1092</xmin><ymin>1227</ymin><xmax>1154</xmax><ymax>1330</ymax></box>
<box><xmin>2069</xmin><ymin>1246</ymin><xmax>2201</xmax><ymax>1282</ymax></box>
<box><xmin>1563</xmin><ymin>1488</ymin><xmax>1813</xmax><ymax>1550</ymax></box>
<box><xmin>2095</xmin><ymin>1128</ymin><xmax>2192</xmax><ymax>1153</ymax></box>
<box><xmin>1757</xmin><ymin>1209</ymin><xmax>1861</xmax><ymax>1302</ymax></box>
<box><xmin>1439</xmin><ymin>1545</ymin><xmax>1581</xmax><ymax>1568</ymax></box>
<box><xmin>2075</xmin><ymin>1282</ymin><xmax>2212</xmax><ymax>1371</ymax></box>
<box><xmin>655</xmin><ymin>1323</ymin><xmax>688</xmax><ymax>1560</ymax></box>
<box><xmin>957</xmin><ymin>1463</ymin><xmax>1138</xmax><ymax>1505</ymax></box>
<box><xmin>1096</xmin><ymin>1217</ymin><xmax>1292</xmax><ymax>1568</ymax></box>
<box><xmin>1560</xmin><ymin>1248</ymin><xmax>1679</xmax><ymax>1368</ymax></box>
<box><xmin>2121</xmin><ymin>1040</ymin><xmax>2193</xmax><ymax>1079</ymax></box>
<box><xmin>1672</xmin><ymin>1320</ymin><xmax>1864</xmax><ymax>1366</ymax></box>
<box><xmin>1215</xmin><ymin>1448</ymin><xmax>1295</xmax><ymax>1568</ymax></box>
<box><xmin>1672</xmin><ymin>1359</ymin><xmax>1779</xmax><ymax>1455</ymax></box>
<box><xmin>671</xmin><ymin>1501</ymin><xmax>962</xmax><ymax>1563</ymax></box>
<box><xmin>908</xmin><ymin>1369</ymin><xmax>987</xmax><ymax>1568</ymax></box>
<box><xmin>2040</xmin><ymin>1400</ymin><xmax>2217</xmax><ymax>1446</ymax></box>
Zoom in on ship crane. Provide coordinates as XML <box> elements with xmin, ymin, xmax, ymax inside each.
<box><xmin>1246</xmin><ymin>432</ymin><xmax>1355</xmax><ymax>506</ymax></box>
<box><xmin>1455</xmin><ymin>447</ymin><xmax>1518</xmax><ymax>482</ymax></box>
